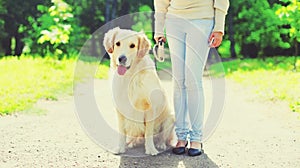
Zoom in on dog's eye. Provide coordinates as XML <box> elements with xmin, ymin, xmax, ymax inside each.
<box><xmin>116</xmin><ymin>42</ymin><xmax>120</xmax><ymax>46</ymax></box>
<box><xmin>130</xmin><ymin>44</ymin><xmax>135</xmax><ymax>48</ymax></box>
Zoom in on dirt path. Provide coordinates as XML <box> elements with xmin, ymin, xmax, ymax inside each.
<box><xmin>0</xmin><ymin>78</ymin><xmax>299</xmax><ymax>168</ymax></box>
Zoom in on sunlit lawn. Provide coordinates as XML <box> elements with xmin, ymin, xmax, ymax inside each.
<box><xmin>210</xmin><ymin>56</ymin><xmax>300</xmax><ymax>113</ymax></box>
<box><xmin>0</xmin><ymin>56</ymin><xmax>76</xmax><ymax>114</ymax></box>
<box><xmin>0</xmin><ymin>55</ymin><xmax>299</xmax><ymax>115</ymax></box>
<box><xmin>0</xmin><ymin>55</ymin><xmax>111</xmax><ymax>115</ymax></box>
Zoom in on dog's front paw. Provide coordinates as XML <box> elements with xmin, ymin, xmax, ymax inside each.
<box><xmin>112</xmin><ymin>146</ymin><xmax>126</xmax><ymax>154</ymax></box>
<box><xmin>156</xmin><ymin>143</ymin><xmax>167</xmax><ymax>150</ymax></box>
<box><xmin>145</xmin><ymin>147</ymin><xmax>159</xmax><ymax>155</ymax></box>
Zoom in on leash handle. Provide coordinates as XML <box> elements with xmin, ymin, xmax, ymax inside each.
<box><xmin>209</xmin><ymin>37</ymin><xmax>215</xmax><ymax>47</ymax></box>
<box><xmin>153</xmin><ymin>39</ymin><xmax>165</xmax><ymax>62</ymax></box>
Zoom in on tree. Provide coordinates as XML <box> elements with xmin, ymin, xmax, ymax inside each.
<box><xmin>227</xmin><ymin>0</ymin><xmax>294</xmax><ymax>58</ymax></box>
<box><xmin>226</xmin><ymin>5</ymin><xmax>237</xmax><ymax>58</ymax></box>
<box><xmin>23</xmin><ymin>0</ymin><xmax>74</xmax><ymax>57</ymax></box>
<box><xmin>38</xmin><ymin>0</ymin><xmax>74</xmax><ymax>55</ymax></box>
<box><xmin>0</xmin><ymin>0</ymin><xmax>7</xmax><ymax>56</ymax></box>
<box><xmin>275</xmin><ymin>0</ymin><xmax>300</xmax><ymax>70</ymax></box>
<box><xmin>0</xmin><ymin>0</ymin><xmax>46</xmax><ymax>56</ymax></box>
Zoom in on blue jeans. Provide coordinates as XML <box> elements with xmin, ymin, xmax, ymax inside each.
<box><xmin>166</xmin><ymin>18</ymin><xmax>214</xmax><ymax>143</ymax></box>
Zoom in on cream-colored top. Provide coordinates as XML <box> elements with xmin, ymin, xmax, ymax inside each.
<box><xmin>154</xmin><ymin>0</ymin><xmax>230</xmax><ymax>38</ymax></box>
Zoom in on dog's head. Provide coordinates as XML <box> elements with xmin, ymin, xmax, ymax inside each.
<box><xmin>103</xmin><ymin>27</ymin><xmax>151</xmax><ymax>76</ymax></box>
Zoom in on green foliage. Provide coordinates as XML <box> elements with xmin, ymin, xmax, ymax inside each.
<box><xmin>1</xmin><ymin>0</ymin><xmax>299</xmax><ymax>58</ymax></box>
<box><xmin>0</xmin><ymin>56</ymin><xmax>76</xmax><ymax>115</ymax></box>
<box><xmin>275</xmin><ymin>0</ymin><xmax>300</xmax><ymax>43</ymax></box>
<box><xmin>218</xmin><ymin>40</ymin><xmax>241</xmax><ymax>58</ymax></box>
<box><xmin>35</xmin><ymin>0</ymin><xmax>74</xmax><ymax>56</ymax></box>
<box><xmin>70</xmin><ymin>0</ymin><xmax>106</xmax><ymax>33</ymax></box>
<box><xmin>0</xmin><ymin>1</ymin><xmax>7</xmax><ymax>52</ymax></box>
<box><xmin>231</xmin><ymin>0</ymin><xmax>288</xmax><ymax>56</ymax></box>
<box><xmin>210</xmin><ymin>56</ymin><xmax>300</xmax><ymax>113</ymax></box>
<box><xmin>132</xmin><ymin>5</ymin><xmax>153</xmax><ymax>44</ymax></box>
<box><xmin>20</xmin><ymin>0</ymin><xmax>90</xmax><ymax>58</ymax></box>
<box><xmin>275</xmin><ymin>0</ymin><xmax>300</xmax><ymax>60</ymax></box>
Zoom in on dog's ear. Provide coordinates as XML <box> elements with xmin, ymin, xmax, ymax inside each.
<box><xmin>137</xmin><ymin>33</ymin><xmax>151</xmax><ymax>58</ymax></box>
<box><xmin>103</xmin><ymin>27</ymin><xmax>120</xmax><ymax>54</ymax></box>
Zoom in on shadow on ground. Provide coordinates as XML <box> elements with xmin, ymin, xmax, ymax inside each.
<box><xmin>118</xmin><ymin>149</ymin><xmax>218</xmax><ymax>168</ymax></box>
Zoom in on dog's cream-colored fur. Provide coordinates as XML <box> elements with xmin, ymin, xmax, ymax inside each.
<box><xmin>103</xmin><ymin>27</ymin><xmax>174</xmax><ymax>155</ymax></box>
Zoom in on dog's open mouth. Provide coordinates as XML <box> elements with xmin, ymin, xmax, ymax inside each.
<box><xmin>117</xmin><ymin>64</ymin><xmax>130</xmax><ymax>75</ymax></box>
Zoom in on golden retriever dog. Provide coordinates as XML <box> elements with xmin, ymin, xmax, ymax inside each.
<box><xmin>103</xmin><ymin>27</ymin><xmax>174</xmax><ymax>155</ymax></box>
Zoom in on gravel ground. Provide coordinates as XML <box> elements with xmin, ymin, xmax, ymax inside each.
<box><xmin>0</xmin><ymin>78</ymin><xmax>299</xmax><ymax>168</ymax></box>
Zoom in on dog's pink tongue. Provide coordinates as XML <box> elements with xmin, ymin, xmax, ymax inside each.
<box><xmin>117</xmin><ymin>65</ymin><xmax>127</xmax><ymax>75</ymax></box>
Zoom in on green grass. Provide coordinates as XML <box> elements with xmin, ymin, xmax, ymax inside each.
<box><xmin>0</xmin><ymin>56</ymin><xmax>76</xmax><ymax>115</ymax></box>
<box><xmin>156</xmin><ymin>58</ymin><xmax>172</xmax><ymax>71</ymax></box>
<box><xmin>2</xmin><ymin>55</ymin><xmax>298</xmax><ymax>115</ymax></box>
<box><xmin>0</xmin><ymin>55</ymin><xmax>168</xmax><ymax>115</ymax></box>
<box><xmin>210</xmin><ymin>56</ymin><xmax>300</xmax><ymax>113</ymax></box>
<box><xmin>0</xmin><ymin>55</ymin><xmax>113</xmax><ymax>115</ymax></box>
<box><xmin>95</xmin><ymin>59</ymin><xmax>110</xmax><ymax>79</ymax></box>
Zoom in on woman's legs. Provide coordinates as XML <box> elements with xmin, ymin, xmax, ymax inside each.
<box><xmin>185</xmin><ymin>20</ymin><xmax>213</xmax><ymax>144</ymax></box>
<box><xmin>166</xmin><ymin>19</ymin><xmax>189</xmax><ymax>143</ymax></box>
<box><xmin>166</xmin><ymin>18</ymin><xmax>214</xmax><ymax>147</ymax></box>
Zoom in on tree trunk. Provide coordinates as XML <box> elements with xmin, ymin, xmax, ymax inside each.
<box><xmin>105</xmin><ymin>0</ymin><xmax>112</xmax><ymax>23</ymax></box>
<box><xmin>2</xmin><ymin>36</ymin><xmax>12</xmax><ymax>56</ymax></box>
<box><xmin>117</xmin><ymin>1</ymin><xmax>132</xmax><ymax>29</ymax></box>
<box><xmin>296</xmin><ymin>43</ymin><xmax>299</xmax><ymax>57</ymax></box>
<box><xmin>2</xmin><ymin>15</ymin><xmax>14</xmax><ymax>56</ymax></box>
<box><xmin>14</xmin><ymin>32</ymin><xmax>25</xmax><ymax>56</ymax></box>
<box><xmin>228</xmin><ymin>6</ymin><xmax>237</xmax><ymax>59</ymax></box>
<box><xmin>111</xmin><ymin>0</ymin><xmax>117</xmax><ymax>20</ymax></box>
<box><xmin>90</xmin><ymin>34</ymin><xmax>97</xmax><ymax>57</ymax></box>
<box><xmin>294</xmin><ymin>39</ymin><xmax>299</xmax><ymax>71</ymax></box>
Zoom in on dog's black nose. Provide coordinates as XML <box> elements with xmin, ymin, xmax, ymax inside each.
<box><xmin>118</xmin><ymin>55</ymin><xmax>127</xmax><ymax>64</ymax></box>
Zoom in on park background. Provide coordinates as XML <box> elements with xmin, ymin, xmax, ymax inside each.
<box><xmin>0</xmin><ymin>0</ymin><xmax>300</xmax><ymax>167</ymax></box>
<box><xmin>0</xmin><ymin>0</ymin><xmax>299</xmax><ymax>116</ymax></box>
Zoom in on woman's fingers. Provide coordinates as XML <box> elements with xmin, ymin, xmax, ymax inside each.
<box><xmin>209</xmin><ymin>32</ymin><xmax>223</xmax><ymax>48</ymax></box>
<box><xmin>154</xmin><ymin>36</ymin><xmax>166</xmax><ymax>43</ymax></box>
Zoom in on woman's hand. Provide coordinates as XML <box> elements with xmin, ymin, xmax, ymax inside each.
<box><xmin>154</xmin><ymin>36</ymin><xmax>166</xmax><ymax>44</ymax></box>
<box><xmin>209</xmin><ymin>31</ymin><xmax>223</xmax><ymax>48</ymax></box>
